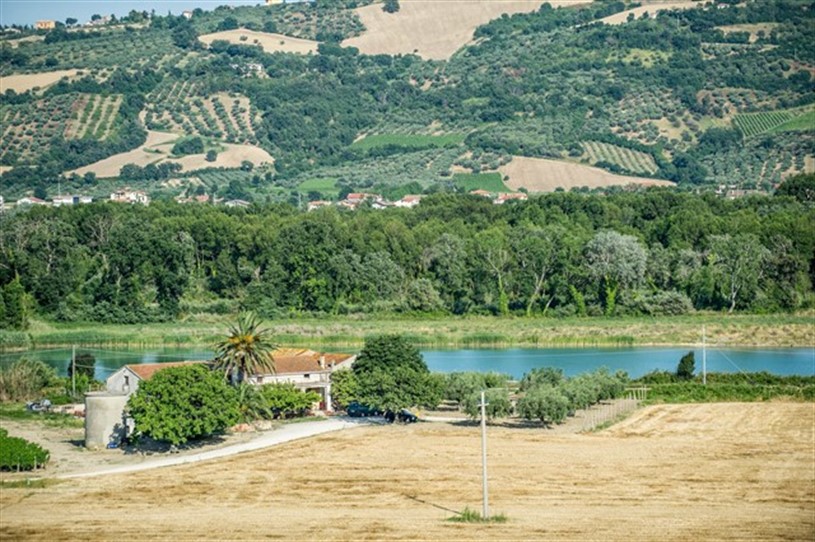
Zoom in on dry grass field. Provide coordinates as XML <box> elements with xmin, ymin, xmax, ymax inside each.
<box><xmin>69</xmin><ymin>130</ymin><xmax>273</xmax><ymax>177</ymax></box>
<box><xmin>172</xmin><ymin>142</ymin><xmax>274</xmax><ymax>172</ymax></box>
<box><xmin>2</xmin><ymin>403</ymin><xmax>812</xmax><ymax>541</ymax></box>
<box><xmin>69</xmin><ymin>129</ymin><xmax>178</xmax><ymax>178</ymax></box>
<box><xmin>343</xmin><ymin>0</ymin><xmax>576</xmax><ymax>60</ymax></box>
<box><xmin>599</xmin><ymin>0</ymin><xmax>701</xmax><ymax>25</ymax></box>
<box><xmin>500</xmin><ymin>156</ymin><xmax>674</xmax><ymax>192</ymax></box>
<box><xmin>0</xmin><ymin>70</ymin><xmax>79</xmax><ymax>93</ymax></box>
<box><xmin>199</xmin><ymin>29</ymin><xmax>318</xmax><ymax>55</ymax></box>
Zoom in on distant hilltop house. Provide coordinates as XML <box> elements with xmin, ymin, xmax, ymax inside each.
<box><xmin>494</xmin><ymin>192</ymin><xmax>528</xmax><ymax>204</ymax></box>
<box><xmin>16</xmin><ymin>196</ymin><xmax>49</xmax><ymax>206</ymax></box>
<box><xmin>181</xmin><ymin>10</ymin><xmax>194</xmax><ymax>19</ymax></box>
<box><xmin>470</xmin><ymin>189</ymin><xmax>528</xmax><ymax>204</ymax></box>
<box><xmin>394</xmin><ymin>195</ymin><xmax>422</xmax><ymax>208</ymax></box>
<box><xmin>110</xmin><ymin>188</ymin><xmax>149</xmax><ymax>205</ymax></box>
<box><xmin>52</xmin><ymin>194</ymin><xmax>93</xmax><ymax>206</ymax></box>
<box><xmin>266</xmin><ymin>0</ymin><xmax>284</xmax><ymax>5</ymax></box>
<box><xmin>310</xmin><ymin>193</ymin><xmax>423</xmax><ymax>211</ymax></box>
<box><xmin>223</xmin><ymin>199</ymin><xmax>251</xmax><ymax>208</ymax></box>
<box><xmin>307</xmin><ymin>200</ymin><xmax>332</xmax><ymax>212</ymax></box>
<box><xmin>35</xmin><ymin>20</ymin><xmax>56</xmax><ymax>30</ymax></box>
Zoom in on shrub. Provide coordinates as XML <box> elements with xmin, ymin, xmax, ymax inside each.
<box><xmin>519</xmin><ymin>367</ymin><xmax>564</xmax><ymax>391</ymax></box>
<box><xmin>128</xmin><ymin>364</ymin><xmax>239</xmax><ymax>446</ymax></box>
<box><xmin>462</xmin><ymin>387</ymin><xmax>512</xmax><ymax>420</ymax></box>
<box><xmin>444</xmin><ymin>372</ymin><xmax>510</xmax><ymax>404</ymax></box>
<box><xmin>677</xmin><ymin>352</ymin><xmax>695</xmax><ymax>381</ymax></box>
<box><xmin>517</xmin><ymin>385</ymin><xmax>570</xmax><ymax>425</ymax></box>
<box><xmin>0</xmin><ymin>359</ymin><xmax>59</xmax><ymax>402</ymax></box>
<box><xmin>0</xmin><ymin>430</ymin><xmax>50</xmax><ymax>471</ymax></box>
<box><xmin>258</xmin><ymin>383</ymin><xmax>321</xmax><ymax>418</ymax></box>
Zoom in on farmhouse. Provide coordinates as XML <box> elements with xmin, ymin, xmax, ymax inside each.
<box><xmin>394</xmin><ymin>195</ymin><xmax>422</xmax><ymax>208</ymax></box>
<box><xmin>104</xmin><ymin>349</ymin><xmax>355</xmax><ymax>411</ymax></box>
<box><xmin>35</xmin><ymin>20</ymin><xmax>56</xmax><ymax>30</ymax></box>
<box><xmin>106</xmin><ymin>361</ymin><xmax>209</xmax><ymax>396</ymax></box>
<box><xmin>16</xmin><ymin>196</ymin><xmax>49</xmax><ymax>206</ymax></box>
<box><xmin>494</xmin><ymin>192</ymin><xmax>528</xmax><ymax>204</ymax></box>
<box><xmin>110</xmin><ymin>188</ymin><xmax>149</xmax><ymax>205</ymax></box>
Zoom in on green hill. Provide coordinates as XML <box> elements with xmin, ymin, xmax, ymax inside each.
<box><xmin>1</xmin><ymin>0</ymin><xmax>813</xmax><ymax>199</ymax></box>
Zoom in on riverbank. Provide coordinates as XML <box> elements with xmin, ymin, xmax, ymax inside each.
<box><xmin>4</xmin><ymin>313</ymin><xmax>813</xmax><ymax>351</ymax></box>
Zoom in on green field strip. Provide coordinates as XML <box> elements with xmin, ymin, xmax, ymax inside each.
<box><xmin>350</xmin><ymin>133</ymin><xmax>466</xmax><ymax>151</ymax></box>
<box><xmin>453</xmin><ymin>172</ymin><xmax>509</xmax><ymax>192</ymax></box>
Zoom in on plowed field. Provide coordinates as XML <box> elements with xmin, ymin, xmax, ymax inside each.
<box><xmin>1</xmin><ymin>403</ymin><xmax>812</xmax><ymax>541</ymax></box>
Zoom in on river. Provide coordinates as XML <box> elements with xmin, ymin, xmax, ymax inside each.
<box><xmin>1</xmin><ymin>346</ymin><xmax>813</xmax><ymax>381</ymax></box>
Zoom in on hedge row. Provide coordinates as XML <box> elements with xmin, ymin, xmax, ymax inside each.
<box><xmin>0</xmin><ymin>428</ymin><xmax>50</xmax><ymax>471</ymax></box>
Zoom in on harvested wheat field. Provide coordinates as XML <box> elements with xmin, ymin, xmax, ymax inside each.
<box><xmin>69</xmin><ymin>132</ymin><xmax>273</xmax><ymax>177</ymax></box>
<box><xmin>2</xmin><ymin>403</ymin><xmax>813</xmax><ymax>541</ymax></box>
<box><xmin>69</xmin><ymin>129</ymin><xmax>178</xmax><ymax>178</ymax></box>
<box><xmin>344</xmin><ymin>0</ymin><xmax>576</xmax><ymax>60</ymax></box>
<box><xmin>500</xmin><ymin>156</ymin><xmax>674</xmax><ymax>192</ymax></box>
<box><xmin>199</xmin><ymin>30</ymin><xmax>318</xmax><ymax>55</ymax></box>
<box><xmin>0</xmin><ymin>70</ymin><xmax>79</xmax><ymax>93</ymax></box>
<box><xmin>599</xmin><ymin>1</ymin><xmax>701</xmax><ymax>25</ymax></box>
<box><xmin>172</xmin><ymin>143</ymin><xmax>274</xmax><ymax>172</ymax></box>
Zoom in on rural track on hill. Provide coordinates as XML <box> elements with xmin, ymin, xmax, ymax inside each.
<box><xmin>58</xmin><ymin>417</ymin><xmax>380</xmax><ymax>480</ymax></box>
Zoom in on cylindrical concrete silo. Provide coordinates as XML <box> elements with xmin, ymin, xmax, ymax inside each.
<box><xmin>84</xmin><ymin>392</ymin><xmax>130</xmax><ymax>449</ymax></box>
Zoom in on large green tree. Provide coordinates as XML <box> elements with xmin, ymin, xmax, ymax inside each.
<box><xmin>213</xmin><ymin>312</ymin><xmax>277</xmax><ymax>384</ymax></box>
<box><xmin>351</xmin><ymin>335</ymin><xmax>443</xmax><ymax>411</ymax></box>
<box><xmin>128</xmin><ymin>364</ymin><xmax>240</xmax><ymax>446</ymax></box>
<box><xmin>585</xmin><ymin>230</ymin><xmax>647</xmax><ymax>316</ymax></box>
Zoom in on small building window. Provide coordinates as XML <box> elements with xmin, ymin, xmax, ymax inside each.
<box><xmin>303</xmin><ymin>374</ymin><xmax>310</xmax><ymax>379</ymax></box>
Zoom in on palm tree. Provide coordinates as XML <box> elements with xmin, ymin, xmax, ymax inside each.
<box><xmin>213</xmin><ymin>312</ymin><xmax>277</xmax><ymax>384</ymax></box>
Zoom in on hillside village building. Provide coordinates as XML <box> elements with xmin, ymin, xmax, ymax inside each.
<box><xmin>35</xmin><ymin>20</ymin><xmax>56</xmax><ymax>30</ymax></box>
<box><xmin>110</xmin><ymin>188</ymin><xmax>149</xmax><ymax>205</ymax></box>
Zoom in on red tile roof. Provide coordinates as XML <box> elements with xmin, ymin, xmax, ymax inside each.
<box><xmin>126</xmin><ymin>361</ymin><xmax>210</xmax><ymax>381</ymax></box>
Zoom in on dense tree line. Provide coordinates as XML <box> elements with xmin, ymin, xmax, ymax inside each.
<box><xmin>0</xmin><ymin>188</ymin><xmax>812</xmax><ymax>323</ymax></box>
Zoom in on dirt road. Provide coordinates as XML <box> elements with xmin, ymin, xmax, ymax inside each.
<box><xmin>1</xmin><ymin>402</ymin><xmax>812</xmax><ymax>541</ymax></box>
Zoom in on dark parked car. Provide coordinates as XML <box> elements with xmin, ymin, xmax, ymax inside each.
<box><xmin>397</xmin><ymin>409</ymin><xmax>418</xmax><ymax>423</ymax></box>
<box><xmin>385</xmin><ymin>409</ymin><xmax>418</xmax><ymax>423</ymax></box>
<box><xmin>346</xmin><ymin>402</ymin><xmax>381</xmax><ymax>417</ymax></box>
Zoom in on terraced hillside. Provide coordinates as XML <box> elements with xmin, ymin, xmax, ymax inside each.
<box><xmin>0</xmin><ymin>93</ymin><xmax>122</xmax><ymax>165</ymax></box>
<box><xmin>145</xmin><ymin>81</ymin><xmax>260</xmax><ymax>145</ymax></box>
<box><xmin>0</xmin><ymin>0</ymin><xmax>812</xmax><ymax>200</ymax></box>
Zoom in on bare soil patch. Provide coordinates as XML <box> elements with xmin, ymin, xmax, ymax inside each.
<box><xmin>599</xmin><ymin>0</ymin><xmax>701</xmax><ymax>25</ymax></box>
<box><xmin>500</xmin><ymin>156</ymin><xmax>674</xmax><ymax>192</ymax></box>
<box><xmin>344</xmin><ymin>0</ymin><xmax>576</xmax><ymax>60</ymax></box>
<box><xmin>199</xmin><ymin>29</ymin><xmax>318</xmax><ymax>55</ymax></box>
<box><xmin>1</xmin><ymin>70</ymin><xmax>79</xmax><ymax>93</ymax></box>
<box><xmin>1</xmin><ymin>403</ymin><xmax>811</xmax><ymax>541</ymax></box>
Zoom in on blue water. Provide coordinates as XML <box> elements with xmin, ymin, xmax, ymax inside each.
<box><xmin>423</xmin><ymin>347</ymin><xmax>815</xmax><ymax>380</ymax></box>
<box><xmin>1</xmin><ymin>346</ymin><xmax>813</xmax><ymax>381</ymax></box>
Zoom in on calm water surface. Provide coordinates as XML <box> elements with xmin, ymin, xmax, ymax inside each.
<box><xmin>2</xmin><ymin>346</ymin><xmax>813</xmax><ymax>381</ymax></box>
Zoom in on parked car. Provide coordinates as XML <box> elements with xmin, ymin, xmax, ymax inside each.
<box><xmin>397</xmin><ymin>409</ymin><xmax>418</xmax><ymax>423</ymax></box>
<box><xmin>385</xmin><ymin>409</ymin><xmax>418</xmax><ymax>423</ymax></box>
<box><xmin>346</xmin><ymin>402</ymin><xmax>381</xmax><ymax>417</ymax></box>
<box><xmin>25</xmin><ymin>399</ymin><xmax>52</xmax><ymax>412</ymax></box>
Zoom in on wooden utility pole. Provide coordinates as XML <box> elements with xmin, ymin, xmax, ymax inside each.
<box><xmin>71</xmin><ymin>345</ymin><xmax>76</xmax><ymax>396</ymax></box>
<box><xmin>702</xmin><ymin>325</ymin><xmax>707</xmax><ymax>386</ymax></box>
<box><xmin>480</xmin><ymin>390</ymin><xmax>489</xmax><ymax>519</ymax></box>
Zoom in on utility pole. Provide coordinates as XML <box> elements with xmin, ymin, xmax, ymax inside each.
<box><xmin>702</xmin><ymin>325</ymin><xmax>707</xmax><ymax>386</ymax></box>
<box><xmin>71</xmin><ymin>345</ymin><xmax>76</xmax><ymax>396</ymax></box>
<box><xmin>480</xmin><ymin>390</ymin><xmax>489</xmax><ymax>519</ymax></box>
